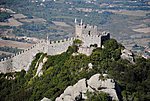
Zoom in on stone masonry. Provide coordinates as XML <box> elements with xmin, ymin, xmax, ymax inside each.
<box><xmin>0</xmin><ymin>20</ymin><xmax>110</xmax><ymax>73</ymax></box>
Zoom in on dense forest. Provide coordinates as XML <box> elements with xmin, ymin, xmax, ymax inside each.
<box><xmin>0</xmin><ymin>39</ymin><xmax>150</xmax><ymax>101</ymax></box>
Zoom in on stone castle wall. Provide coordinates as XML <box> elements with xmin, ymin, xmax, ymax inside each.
<box><xmin>75</xmin><ymin>22</ymin><xmax>110</xmax><ymax>48</ymax></box>
<box><xmin>82</xmin><ymin>24</ymin><xmax>97</xmax><ymax>35</ymax></box>
<box><xmin>77</xmin><ymin>33</ymin><xmax>110</xmax><ymax>56</ymax></box>
<box><xmin>79</xmin><ymin>34</ymin><xmax>101</xmax><ymax>47</ymax></box>
<box><xmin>0</xmin><ymin>21</ymin><xmax>110</xmax><ymax>73</ymax></box>
<box><xmin>0</xmin><ymin>37</ymin><xmax>75</xmax><ymax>73</ymax></box>
<box><xmin>78</xmin><ymin>32</ymin><xmax>110</xmax><ymax>48</ymax></box>
<box><xmin>47</xmin><ymin>37</ymin><xmax>75</xmax><ymax>55</ymax></box>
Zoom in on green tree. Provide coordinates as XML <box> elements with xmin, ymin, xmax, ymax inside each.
<box><xmin>86</xmin><ymin>91</ymin><xmax>110</xmax><ymax>101</ymax></box>
<box><xmin>0</xmin><ymin>12</ymin><xmax>11</xmax><ymax>22</ymax></box>
<box><xmin>103</xmin><ymin>39</ymin><xmax>118</xmax><ymax>51</ymax></box>
<box><xmin>73</xmin><ymin>39</ymin><xmax>83</xmax><ymax>46</ymax></box>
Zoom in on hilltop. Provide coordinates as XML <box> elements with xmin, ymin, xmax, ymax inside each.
<box><xmin>0</xmin><ymin>38</ymin><xmax>150</xmax><ymax>101</ymax></box>
<box><xmin>0</xmin><ymin>0</ymin><xmax>150</xmax><ymax>100</ymax></box>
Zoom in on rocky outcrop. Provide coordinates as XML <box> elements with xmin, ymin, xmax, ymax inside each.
<box><xmin>55</xmin><ymin>74</ymin><xmax>119</xmax><ymax>101</ymax></box>
<box><xmin>35</xmin><ymin>57</ymin><xmax>48</xmax><ymax>77</ymax></box>
<box><xmin>41</xmin><ymin>97</ymin><xmax>51</xmax><ymax>101</ymax></box>
<box><xmin>121</xmin><ymin>49</ymin><xmax>134</xmax><ymax>63</ymax></box>
<box><xmin>78</xmin><ymin>47</ymin><xmax>94</xmax><ymax>56</ymax></box>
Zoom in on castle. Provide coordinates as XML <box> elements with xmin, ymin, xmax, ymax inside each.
<box><xmin>0</xmin><ymin>19</ymin><xmax>110</xmax><ymax>73</ymax></box>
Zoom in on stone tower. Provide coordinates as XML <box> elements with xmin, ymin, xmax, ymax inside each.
<box><xmin>45</xmin><ymin>34</ymin><xmax>49</xmax><ymax>53</ymax></box>
<box><xmin>75</xmin><ymin>19</ymin><xmax>83</xmax><ymax>37</ymax></box>
<box><xmin>75</xmin><ymin>19</ymin><xmax>98</xmax><ymax>37</ymax></box>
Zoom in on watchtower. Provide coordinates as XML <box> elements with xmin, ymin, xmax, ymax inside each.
<box><xmin>75</xmin><ymin>19</ymin><xmax>98</xmax><ymax>37</ymax></box>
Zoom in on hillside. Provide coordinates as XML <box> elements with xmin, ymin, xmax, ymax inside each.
<box><xmin>0</xmin><ymin>39</ymin><xmax>150</xmax><ymax>101</ymax></box>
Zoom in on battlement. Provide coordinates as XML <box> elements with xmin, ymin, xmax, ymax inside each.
<box><xmin>76</xmin><ymin>23</ymin><xmax>98</xmax><ymax>36</ymax></box>
<box><xmin>80</xmin><ymin>31</ymin><xmax>110</xmax><ymax>38</ymax></box>
<box><xmin>101</xmin><ymin>31</ymin><xmax>110</xmax><ymax>36</ymax></box>
<box><xmin>76</xmin><ymin>23</ymin><xmax>97</xmax><ymax>30</ymax></box>
<box><xmin>49</xmin><ymin>37</ymin><xmax>75</xmax><ymax>44</ymax></box>
<box><xmin>81</xmin><ymin>34</ymin><xmax>100</xmax><ymax>38</ymax></box>
<box><xmin>0</xmin><ymin>20</ymin><xmax>111</xmax><ymax>73</ymax></box>
<box><xmin>0</xmin><ymin>37</ymin><xmax>76</xmax><ymax>63</ymax></box>
<box><xmin>0</xmin><ymin>36</ymin><xmax>108</xmax><ymax>62</ymax></box>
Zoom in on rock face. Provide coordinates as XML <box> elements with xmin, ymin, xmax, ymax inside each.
<box><xmin>78</xmin><ymin>47</ymin><xmax>94</xmax><ymax>56</ymax></box>
<box><xmin>121</xmin><ymin>49</ymin><xmax>134</xmax><ymax>62</ymax></box>
<box><xmin>88</xmin><ymin>63</ymin><xmax>93</xmax><ymax>69</ymax></box>
<box><xmin>41</xmin><ymin>97</ymin><xmax>51</xmax><ymax>101</ymax></box>
<box><xmin>35</xmin><ymin>57</ymin><xmax>48</xmax><ymax>77</ymax></box>
<box><xmin>55</xmin><ymin>74</ymin><xmax>119</xmax><ymax>101</ymax></box>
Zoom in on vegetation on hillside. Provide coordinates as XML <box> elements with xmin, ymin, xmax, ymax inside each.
<box><xmin>0</xmin><ymin>39</ymin><xmax>150</xmax><ymax>101</ymax></box>
<box><xmin>0</xmin><ymin>12</ymin><xmax>11</xmax><ymax>22</ymax></box>
<box><xmin>0</xmin><ymin>46</ymin><xmax>22</xmax><ymax>53</ymax></box>
<box><xmin>73</xmin><ymin>39</ymin><xmax>83</xmax><ymax>46</ymax></box>
<box><xmin>86</xmin><ymin>91</ymin><xmax>110</xmax><ymax>101</ymax></box>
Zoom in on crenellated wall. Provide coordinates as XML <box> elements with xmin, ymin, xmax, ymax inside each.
<box><xmin>75</xmin><ymin>22</ymin><xmax>98</xmax><ymax>36</ymax></box>
<box><xmin>0</xmin><ymin>37</ymin><xmax>75</xmax><ymax>73</ymax></box>
<box><xmin>75</xmin><ymin>21</ymin><xmax>110</xmax><ymax>48</ymax></box>
<box><xmin>77</xmin><ymin>31</ymin><xmax>110</xmax><ymax>55</ymax></box>
<box><xmin>47</xmin><ymin>37</ymin><xmax>75</xmax><ymax>55</ymax></box>
<box><xmin>0</xmin><ymin>21</ymin><xmax>110</xmax><ymax>73</ymax></box>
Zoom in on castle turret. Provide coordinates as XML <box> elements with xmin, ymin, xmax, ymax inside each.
<box><xmin>75</xmin><ymin>19</ymin><xmax>83</xmax><ymax>37</ymax></box>
<box><xmin>45</xmin><ymin>34</ymin><xmax>49</xmax><ymax>53</ymax></box>
<box><xmin>74</xmin><ymin>18</ymin><xmax>77</xmax><ymax>24</ymax></box>
<box><xmin>75</xmin><ymin>19</ymin><xmax>98</xmax><ymax>38</ymax></box>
